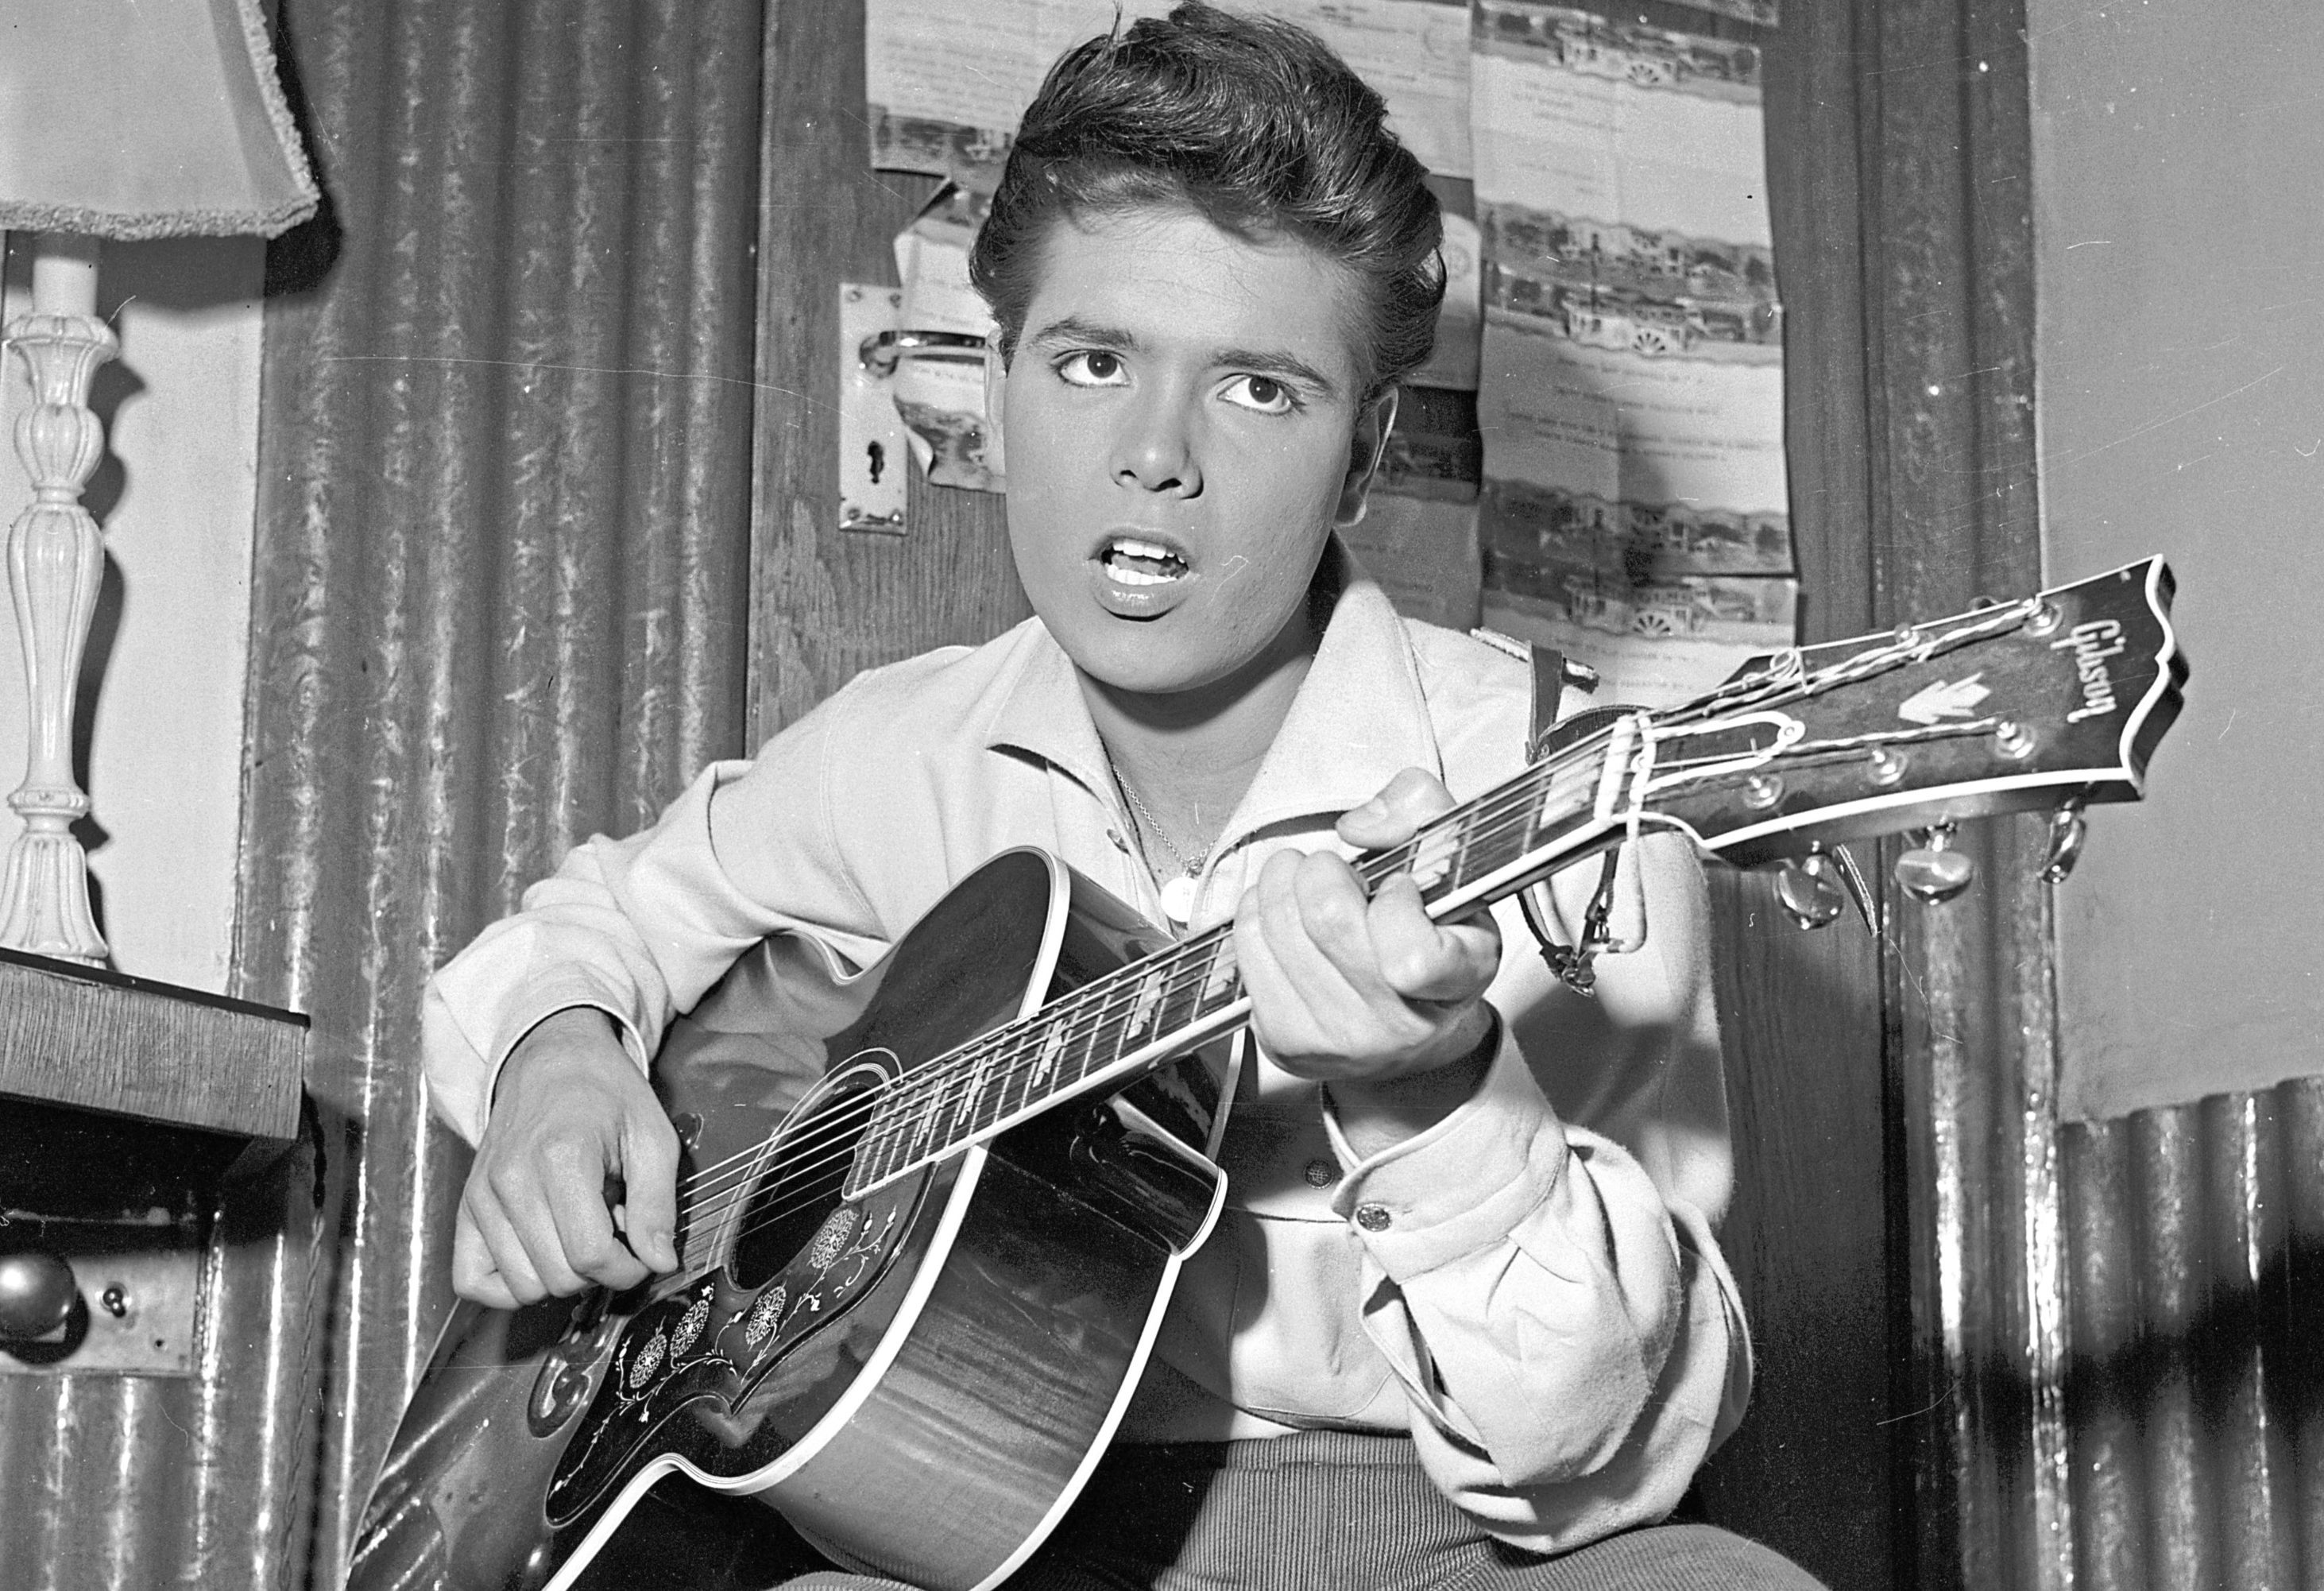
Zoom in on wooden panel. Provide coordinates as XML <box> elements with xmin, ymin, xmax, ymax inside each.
<box><xmin>0</xmin><ymin>948</ymin><xmax>305</xmax><ymax>1140</ymax></box>
<box><xmin>748</xmin><ymin>0</ymin><xmax>1031</xmax><ymax>744</ymax></box>
<box><xmin>1614</xmin><ymin>5</ymin><xmax>1899</xmax><ymax>1586</ymax></box>
<box><xmin>1855</xmin><ymin>2</ymin><xmax>2053</xmax><ymax>1589</ymax></box>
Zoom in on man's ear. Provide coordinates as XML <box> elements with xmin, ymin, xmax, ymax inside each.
<box><xmin>981</xmin><ymin>333</ymin><xmax>1010</xmax><ymax>479</ymax></box>
<box><xmin>1334</xmin><ymin>386</ymin><xmax>1400</xmax><ymax>529</ymax></box>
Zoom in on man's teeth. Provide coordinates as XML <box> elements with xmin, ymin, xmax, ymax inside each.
<box><xmin>1104</xmin><ymin>538</ymin><xmax>1189</xmax><ymax>585</ymax></box>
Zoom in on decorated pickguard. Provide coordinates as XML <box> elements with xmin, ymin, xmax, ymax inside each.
<box><xmin>544</xmin><ymin>1173</ymin><xmax>922</xmax><ymax>1523</ymax></box>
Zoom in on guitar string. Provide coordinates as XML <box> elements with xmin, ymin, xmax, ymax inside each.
<box><xmin>667</xmin><ymin>706</ymin><xmax>2020</xmax><ymax>1260</ymax></box>
<box><xmin>655</xmin><ymin>737</ymin><xmax>1616</xmax><ymax>1215</ymax></box>
<box><xmin>657</xmin><ymin>718</ymin><xmax>1796</xmax><ymax>1234</ymax></box>
<box><xmin>654</xmin><ymin>606</ymin><xmax>2040</xmax><ymax>1242</ymax></box>
<box><xmin>661</xmin><ymin>752</ymin><xmax>1620</xmax><ymax>1252</ymax></box>
<box><xmin>655</xmin><ymin>623</ymin><xmax>2036</xmax><ymax>1265</ymax></box>
<box><xmin>662</xmin><ymin>702</ymin><xmax>1837</xmax><ymax>1239</ymax></box>
<box><xmin>661</xmin><ymin>738</ymin><xmax>1612</xmax><ymax>1217</ymax></box>
<box><xmin>851</xmin><ymin>755</ymin><xmax>1609</xmax><ymax>1145</ymax></box>
<box><xmin>651</xmin><ymin>757</ymin><xmax>1609</xmax><ymax>1261</ymax></box>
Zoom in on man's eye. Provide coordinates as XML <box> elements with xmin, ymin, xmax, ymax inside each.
<box><xmin>1221</xmin><ymin>374</ymin><xmax>1296</xmax><ymax>414</ymax></box>
<box><xmin>1057</xmin><ymin>350</ymin><xmax>1127</xmax><ymax>385</ymax></box>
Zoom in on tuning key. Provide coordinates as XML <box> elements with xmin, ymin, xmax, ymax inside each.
<box><xmin>2040</xmin><ymin>802</ymin><xmax>2087</xmax><ymax>884</ymax></box>
<box><xmin>1775</xmin><ymin>854</ymin><xmax>1846</xmax><ymax>930</ymax></box>
<box><xmin>1896</xmin><ymin>822</ymin><xmax>1975</xmax><ymax>904</ymax></box>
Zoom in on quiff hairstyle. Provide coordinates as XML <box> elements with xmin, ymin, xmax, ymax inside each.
<box><xmin>969</xmin><ymin>1</ymin><xmax>1445</xmax><ymax>400</ymax></box>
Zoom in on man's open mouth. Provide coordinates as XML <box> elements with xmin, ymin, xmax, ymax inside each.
<box><xmin>1100</xmin><ymin>536</ymin><xmax>1191</xmax><ymax>586</ymax></box>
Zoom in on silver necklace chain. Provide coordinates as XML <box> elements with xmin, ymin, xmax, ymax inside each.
<box><xmin>1104</xmin><ymin>749</ymin><xmax>1210</xmax><ymax>880</ymax></box>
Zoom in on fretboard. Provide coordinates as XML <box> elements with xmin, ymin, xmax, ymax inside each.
<box><xmin>841</xmin><ymin>722</ymin><xmax>1630</xmax><ymax>1198</ymax></box>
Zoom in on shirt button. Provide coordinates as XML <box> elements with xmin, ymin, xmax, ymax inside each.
<box><xmin>1355</xmin><ymin>1203</ymin><xmax>1392</xmax><ymax>1233</ymax></box>
<box><xmin>1304</xmin><ymin>1159</ymin><xmax>1337</xmax><ymax>1189</ymax></box>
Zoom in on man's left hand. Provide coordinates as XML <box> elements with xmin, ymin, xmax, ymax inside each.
<box><xmin>1234</xmin><ymin>768</ymin><xmax>1501</xmax><ymax>1152</ymax></box>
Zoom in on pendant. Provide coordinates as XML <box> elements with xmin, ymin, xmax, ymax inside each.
<box><xmin>1158</xmin><ymin>874</ymin><xmax>1200</xmax><ymax>923</ymax></box>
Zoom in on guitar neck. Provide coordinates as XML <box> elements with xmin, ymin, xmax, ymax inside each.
<box><xmin>842</xmin><ymin>735</ymin><xmax>1622</xmax><ymax>1198</ymax></box>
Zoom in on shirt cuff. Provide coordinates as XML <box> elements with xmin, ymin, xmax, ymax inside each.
<box><xmin>1321</xmin><ymin>1019</ymin><xmax>1569</xmax><ymax>1283</ymax></box>
<box><xmin>479</xmin><ymin>973</ymin><xmax>655</xmax><ymax>1121</ymax></box>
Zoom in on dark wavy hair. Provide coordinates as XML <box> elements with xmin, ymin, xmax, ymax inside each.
<box><xmin>969</xmin><ymin>1</ymin><xmax>1444</xmax><ymax>400</ymax></box>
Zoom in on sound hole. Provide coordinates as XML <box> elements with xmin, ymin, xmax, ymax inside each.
<box><xmin>727</xmin><ymin>1062</ymin><xmax>886</xmax><ymax>1290</ymax></box>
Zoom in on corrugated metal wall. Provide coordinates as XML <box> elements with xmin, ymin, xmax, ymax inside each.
<box><xmin>0</xmin><ymin>1148</ymin><xmax>329</xmax><ymax>1589</ymax></box>
<box><xmin>2064</xmin><ymin>1074</ymin><xmax>2324</xmax><ymax>1591</ymax></box>
<box><xmin>0</xmin><ymin>2</ymin><xmax>766</xmax><ymax>1587</ymax></box>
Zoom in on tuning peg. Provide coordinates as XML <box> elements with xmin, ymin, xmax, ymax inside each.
<box><xmin>1775</xmin><ymin>854</ymin><xmax>1846</xmax><ymax>930</ymax></box>
<box><xmin>2040</xmin><ymin>802</ymin><xmax>2087</xmax><ymax>884</ymax></box>
<box><xmin>1896</xmin><ymin>822</ymin><xmax>1975</xmax><ymax>904</ymax></box>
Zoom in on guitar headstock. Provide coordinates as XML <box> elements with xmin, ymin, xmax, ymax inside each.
<box><xmin>1641</xmin><ymin>557</ymin><xmax>2185</xmax><ymax>865</ymax></box>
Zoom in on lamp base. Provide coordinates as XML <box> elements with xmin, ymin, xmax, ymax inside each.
<box><xmin>0</xmin><ymin>822</ymin><xmax>106</xmax><ymax>963</ymax></box>
<box><xmin>2</xmin><ymin>237</ymin><xmax>114</xmax><ymax>967</ymax></box>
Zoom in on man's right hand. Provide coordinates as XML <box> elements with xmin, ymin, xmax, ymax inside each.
<box><xmin>451</xmin><ymin>1007</ymin><xmax>682</xmax><ymax>1308</ymax></box>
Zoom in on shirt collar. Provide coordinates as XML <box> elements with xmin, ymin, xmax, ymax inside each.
<box><xmin>981</xmin><ymin>540</ymin><xmax>1440</xmax><ymax>854</ymax></box>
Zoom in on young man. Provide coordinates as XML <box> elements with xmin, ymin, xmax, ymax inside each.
<box><xmin>424</xmin><ymin>7</ymin><xmax>1823</xmax><ymax>1587</ymax></box>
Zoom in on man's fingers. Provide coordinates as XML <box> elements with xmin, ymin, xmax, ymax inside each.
<box><xmin>450</xmin><ymin>1204</ymin><xmax>522</xmax><ymax>1310</ymax></box>
<box><xmin>1278</xmin><ymin>850</ymin><xmax>1379</xmax><ymax>985</ymax></box>
<box><xmin>489</xmin><ymin>1158</ymin><xmax>597</xmax><ymax>1297</ymax></box>
<box><xmin>516</xmin><ymin>1134</ymin><xmax>655</xmax><ymax>1291</ymax></box>
<box><xmin>462</xmin><ymin>1193</ymin><xmax>551</xmax><ymax>1305</ymax></box>
<box><xmin>545</xmin><ymin>1179</ymin><xmax>649</xmax><ymax>1291</ymax></box>
<box><xmin>1367</xmin><ymin>874</ymin><xmax>1500</xmax><ymax>1004</ymax></box>
<box><xmin>1337</xmin><ymin>767</ymin><xmax>1458</xmax><ymax>850</ymax></box>
<box><xmin>619</xmin><ymin>1113</ymin><xmax>683</xmax><ymax>1274</ymax></box>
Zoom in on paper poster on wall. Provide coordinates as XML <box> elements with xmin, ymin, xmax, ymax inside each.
<box><xmin>1468</xmin><ymin>0</ymin><xmax>1793</xmax><ymax>706</ymax></box>
<box><xmin>1258</xmin><ymin>0</ymin><xmax>1475</xmax><ymax>179</ymax></box>
<box><xmin>1409</xmin><ymin>210</ymin><xmax>1483</xmax><ymax>392</ymax></box>
<box><xmin>865</xmin><ymin>0</ymin><xmax>1171</xmax><ymax>187</ymax></box>
<box><xmin>867</xmin><ymin>0</ymin><xmax>1474</xmax><ymax>185</ymax></box>
<box><xmin>1344</xmin><ymin>387</ymin><xmax>1483</xmax><ymax>628</ymax></box>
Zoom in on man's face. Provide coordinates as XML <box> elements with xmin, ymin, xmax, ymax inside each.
<box><xmin>998</xmin><ymin>205</ymin><xmax>1386</xmax><ymax>701</ymax></box>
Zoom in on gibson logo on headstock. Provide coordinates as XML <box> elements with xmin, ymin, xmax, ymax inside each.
<box><xmin>2055</xmin><ymin>619</ymin><xmax>2124</xmax><ymax>722</ymax></box>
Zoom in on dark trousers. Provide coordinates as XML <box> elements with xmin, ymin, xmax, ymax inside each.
<box><xmin>771</xmin><ymin>1428</ymin><xmax>1828</xmax><ymax>1591</ymax></box>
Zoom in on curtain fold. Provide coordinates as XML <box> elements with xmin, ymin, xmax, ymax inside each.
<box><xmin>235</xmin><ymin>0</ymin><xmax>764</xmax><ymax>1579</ymax></box>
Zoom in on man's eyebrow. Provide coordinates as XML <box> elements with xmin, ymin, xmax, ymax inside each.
<box><xmin>1022</xmin><ymin>315</ymin><xmax>1139</xmax><ymax>352</ymax></box>
<box><xmin>1023</xmin><ymin>316</ymin><xmax>1344</xmax><ymax>401</ymax></box>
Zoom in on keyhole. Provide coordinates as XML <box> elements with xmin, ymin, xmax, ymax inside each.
<box><xmin>866</xmin><ymin>440</ymin><xmax>886</xmax><ymax>484</ymax></box>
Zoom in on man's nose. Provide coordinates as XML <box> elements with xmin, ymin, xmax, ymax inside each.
<box><xmin>1112</xmin><ymin>392</ymin><xmax>1203</xmax><ymax>497</ymax></box>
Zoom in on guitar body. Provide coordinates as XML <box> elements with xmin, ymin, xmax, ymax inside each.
<box><xmin>352</xmin><ymin>850</ymin><xmax>1232</xmax><ymax>1591</ymax></box>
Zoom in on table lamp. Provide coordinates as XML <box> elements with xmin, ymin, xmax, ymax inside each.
<box><xmin>0</xmin><ymin>0</ymin><xmax>319</xmax><ymax>963</ymax></box>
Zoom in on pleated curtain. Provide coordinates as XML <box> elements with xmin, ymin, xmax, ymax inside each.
<box><xmin>234</xmin><ymin>0</ymin><xmax>765</xmax><ymax>1579</ymax></box>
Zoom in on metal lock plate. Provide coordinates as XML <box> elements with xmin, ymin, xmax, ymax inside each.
<box><xmin>0</xmin><ymin>1210</ymin><xmax>207</xmax><ymax>1377</ymax></box>
<box><xmin>838</xmin><ymin>283</ymin><xmax>910</xmax><ymax>534</ymax></box>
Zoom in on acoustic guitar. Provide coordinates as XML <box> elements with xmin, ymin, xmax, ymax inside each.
<box><xmin>350</xmin><ymin>558</ymin><xmax>2184</xmax><ymax>1591</ymax></box>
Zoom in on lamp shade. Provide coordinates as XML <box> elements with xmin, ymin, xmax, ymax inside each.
<box><xmin>0</xmin><ymin>0</ymin><xmax>319</xmax><ymax>239</ymax></box>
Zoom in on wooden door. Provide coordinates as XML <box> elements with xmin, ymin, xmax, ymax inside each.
<box><xmin>747</xmin><ymin>2</ymin><xmax>1026</xmax><ymax>743</ymax></box>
